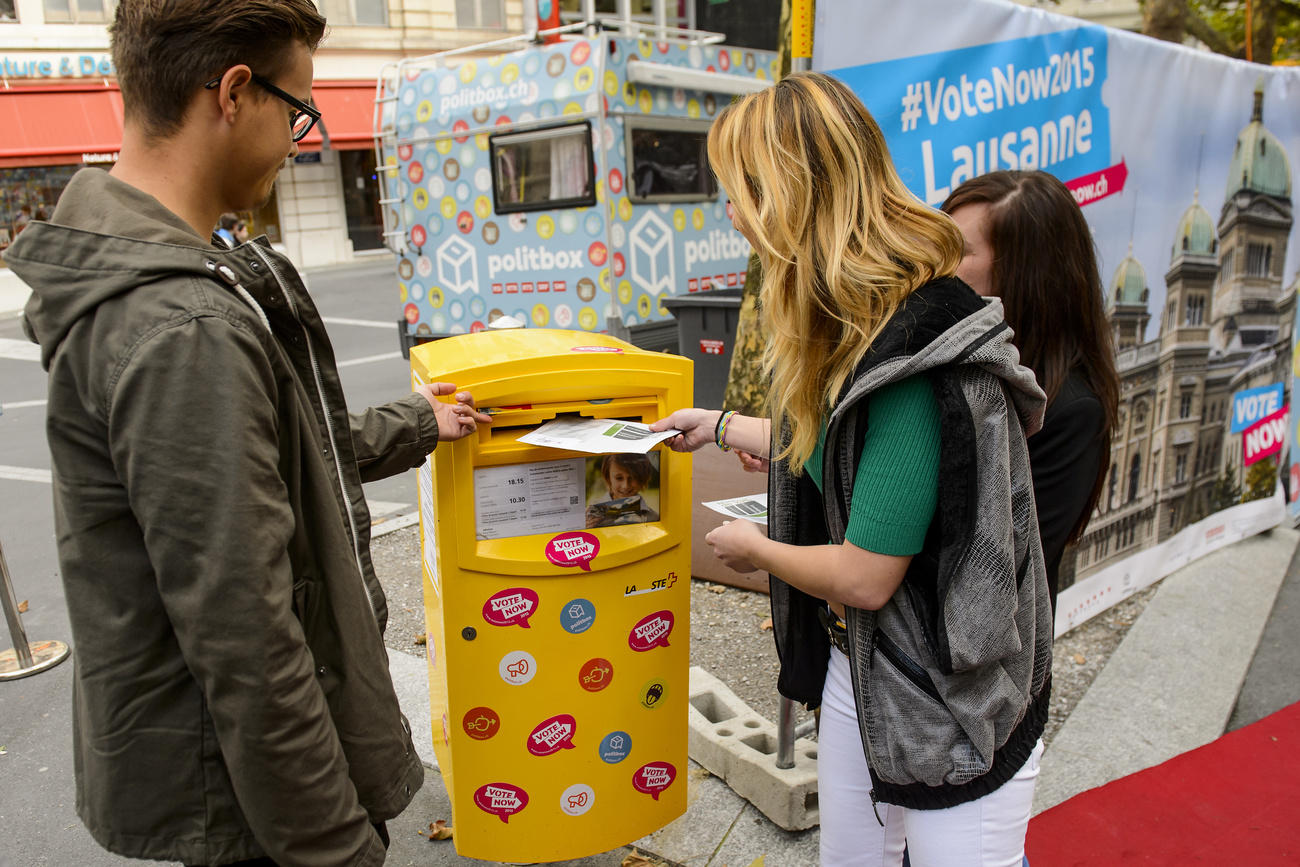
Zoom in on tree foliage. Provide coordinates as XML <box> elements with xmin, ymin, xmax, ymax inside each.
<box><xmin>1142</xmin><ymin>0</ymin><xmax>1300</xmax><ymax>64</ymax></box>
<box><xmin>1242</xmin><ymin>455</ymin><xmax>1279</xmax><ymax>502</ymax></box>
<box><xmin>1208</xmin><ymin>468</ymin><xmax>1243</xmax><ymax>512</ymax></box>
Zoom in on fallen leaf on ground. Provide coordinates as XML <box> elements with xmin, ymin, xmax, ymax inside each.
<box><xmin>419</xmin><ymin>819</ymin><xmax>452</xmax><ymax>841</ymax></box>
<box><xmin>16</xmin><ymin>600</ymin><xmax>28</xmax><ymax>613</ymax></box>
<box><xmin>413</xmin><ymin>633</ymin><xmax>427</xmax><ymax>646</ymax></box>
<box><xmin>708</xmin><ymin>585</ymin><xmax>726</xmax><ymax>594</ymax></box>
<box><xmin>1072</xmin><ymin>653</ymin><xmax>1086</xmax><ymax>665</ymax></box>
<box><xmin>759</xmin><ymin>617</ymin><xmax>773</xmax><ymax>631</ymax></box>
<box><xmin>748</xmin><ymin>857</ymin><xmax>766</xmax><ymax>867</ymax></box>
<box><xmin>621</xmin><ymin>852</ymin><xmax>667</xmax><ymax>867</ymax></box>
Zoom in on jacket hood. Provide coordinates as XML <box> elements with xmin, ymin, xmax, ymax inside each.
<box><xmin>3</xmin><ymin>169</ymin><xmax>221</xmax><ymax>369</ymax></box>
<box><xmin>833</xmin><ymin>276</ymin><xmax>1046</xmax><ymax>437</ymax></box>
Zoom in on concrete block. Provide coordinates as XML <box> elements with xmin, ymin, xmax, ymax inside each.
<box><xmin>688</xmin><ymin>666</ymin><xmax>820</xmax><ymax>831</ymax></box>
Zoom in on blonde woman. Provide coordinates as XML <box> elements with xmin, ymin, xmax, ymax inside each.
<box><xmin>652</xmin><ymin>73</ymin><xmax>1053</xmax><ymax>866</ymax></box>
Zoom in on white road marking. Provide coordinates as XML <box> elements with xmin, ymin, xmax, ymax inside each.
<box><xmin>337</xmin><ymin>351</ymin><xmax>402</xmax><ymax>368</ymax></box>
<box><xmin>2</xmin><ymin>399</ymin><xmax>47</xmax><ymax>409</ymax></box>
<box><xmin>321</xmin><ymin>317</ymin><xmax>395</xmax><ymax>329</ymax></box>
<box><xmin>0</xmin><ymin>465</ymin><xmax>52</xmax><ymax>483</ymax></box>
<box><xmin>0</xmin><ymin>338</ymin><xmax>41</xmax><ymax>362</ymax></box>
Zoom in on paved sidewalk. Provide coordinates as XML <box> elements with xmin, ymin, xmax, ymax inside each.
<box><xmin>0</xmin><ymin>268</ymin><xmax>30</xmax><ymax>317</ymax></box>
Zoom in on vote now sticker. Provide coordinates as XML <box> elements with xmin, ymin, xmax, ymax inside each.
<box><xmin>527</xmin><ymin>713</ymin><xmax>578</xmax><ymax>757</ymax></box>
<box><xmin>474</xmin><ymin>782</ymin><xmax>529</xmax><ymax>823</ymax></box>
<box><xmin>632</xmin><ymin>761</ymin><xmax>676</xmax><ymax>801</ymax></box>
<box><xmin>546</xmin><ymin>532</ymin><xmax>600</xmax><ymax>571</ymax></box>
<box><xmin>483</xmin><ymin>588</ymin><xmax>539</xmax><ymax>628</ymax></box>
<box><xmin>628</xmin><ymin>610</ymin><xmax>674</xmax><ymax>652</ymax></box>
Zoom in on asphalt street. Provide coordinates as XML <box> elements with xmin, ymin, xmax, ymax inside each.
<box><xmin>0</xmin><ymin>257</ymin><xmax>427</xmax><ymax>867</ymax></box>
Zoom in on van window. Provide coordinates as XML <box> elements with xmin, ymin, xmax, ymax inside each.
<box><xmin>490</xmin><ymin>122</ymin><xmax>596</xmax><ymax>214</ymax></box>
<box><xmin>625</xmin><ymin>118</ymin><xmax>717</xmax><ymax>203</ymax></box>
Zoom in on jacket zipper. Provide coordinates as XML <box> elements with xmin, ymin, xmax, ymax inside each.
<box><xmin>250</xmin><ymin>245</ymin><xmax>378</xmax><ymax>622</ymax></box>
<box><xmin>874</xmin><ymin>629</ymin><xmax>943</xmax><ymax>705</ymax></box>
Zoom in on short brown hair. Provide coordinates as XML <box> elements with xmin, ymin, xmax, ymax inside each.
<box><xmin>111</xmin><ymin>0</ymin><xmax>327</xmax><ymax>138</ymax></box>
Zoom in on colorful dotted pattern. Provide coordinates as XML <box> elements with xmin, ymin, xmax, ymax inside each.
<box><xmin>384</xmin><ymin>36</ymin><xmax>778</xmax><ymax>337</ymax></box>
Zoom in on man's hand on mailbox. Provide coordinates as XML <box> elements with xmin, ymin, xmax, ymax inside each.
<box><xmin>416</xmin><ymin>382</ymin><xmax>493</xmax><ymax>441</ymax></box>
<box><xmin>650</xmin><ymin>408</ymin><xmax>722</xmax><ymax>453</ymax></box>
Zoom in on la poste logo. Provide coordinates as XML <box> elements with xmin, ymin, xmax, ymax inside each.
<box><xmin>545</xmin><ymin>531</ymin><xmax>599</xmax><ymax>571</ymax></box>
<box><xmin>628</xmin><ymin>610</ymin><xmax>674</xmax><ymax>651</ymax></box>
<box><xmin>632</xmin><ymin>761</ymin><xmax>676</xmax><ymax>801</ymax></box>
<box><xmin>482</xmin><ymin>587</ymin><xmax>539</xmax><ymax>628</ymax></box>
<box><xmin>526</xmin><ymin>713</ymin><xmax>577</xmax><ymax>757</ymax></box>
<box><xmin>474</xmin><ymin>782</ymin><xmax>529</xmax><ymax>823</ymax></box>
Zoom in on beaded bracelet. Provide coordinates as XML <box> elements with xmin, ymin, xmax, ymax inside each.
<box><xmin>714</xmin><ymin>410</ymin><xmax>737</xmax><ymax>452</ymax></box>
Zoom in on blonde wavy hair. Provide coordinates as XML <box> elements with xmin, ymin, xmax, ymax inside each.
<box><xmin>708</xmin><ymin>72</ymin><xmax>963</xmax><ymax>472</ymax></box>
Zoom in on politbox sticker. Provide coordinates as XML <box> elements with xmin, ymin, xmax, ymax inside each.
<box><xmin>527</xmin><ymin>713</ymin><xmax>577</xmax><ymax>756</ymax></box>
<box><xmin>579</xmin><ymin>657</ymin><xmax>613</xmax><ymax>692</ymax></box>
<box><xmin>499</xmin><ymin>650</ymin><xmax>537</xmax><ymax>686</ymax></box>
<box><xmin>463</xmin><ymin>706</ymin><xmax>501</xmax><ymax>741</ymax></box>
<box><xmin>474</xmin><ymin>782</ymin><xmax>529</xmax><ymax>823</ymax></box>
<box><xmin>545</xmin><ymin>531</ymin><xmax>600</xmax><ymax>571</ymax></box>
<box><xmin>483</xmin><ymin>587</ymin><xmax>539</xmax><ymax>628</ymax></box>
<box><xmin>560</xmin><ymin>598</ymin><xmax>596</xmax><ymax>634</ymax></box>
<box><xmin>560</xmin><ymin>783</ymin><xmax>595</xmax><ymax>816</ymax></box>
<box><xmin>599</xmin><ymin>730</ymin><xmax>632</xmax><ymax>764</ymax></box>
<box><xmin>632</xmin><ymin>762</ymin><xmax>677</xmax><ymax>801</ymax></box>
<box><xmin>628</xmin><ymin>610</ymin><xmax>674</xmax><ymax>651</ymax></box>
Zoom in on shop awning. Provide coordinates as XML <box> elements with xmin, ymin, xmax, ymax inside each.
<box><xmin>0</xmin><ymin>84</ymin><xmax>125</xmax><ymax>168</ymax></box>
<box><xmin>298</xmin><ymin>81</ymin><xmax>379</xmax><ymax>152</ymax></box>
<box><xmin>0</xmin><ymin>80</ymin><xmax>377</xmax><ymax>168</ymax></box>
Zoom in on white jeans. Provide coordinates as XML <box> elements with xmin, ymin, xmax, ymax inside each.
<box><xmin>818</xmin><ymin>649</ymin><xmax>1042</xmax><ymax>867</ymax></box>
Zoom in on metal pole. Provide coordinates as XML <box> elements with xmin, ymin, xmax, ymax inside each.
<box><xmin>654</xmin><ymin>0</ymin><xmax>668</xmax><ymax>42</ymax></box>
<box><xmin>791</xmin><ymin>0</ymin><xmax>813</xmax><ymax>73</ymax></box>
<box><xmin>0</xmin><ymin>537</ymin><xmax>70</xmax><ymax>681</ymax></box>
<box><xmin>776</xmin><ymin>696</ymin><xmax>796</xmax><ymax>769</ymax></box>
<box><xmin>522</xmin><ymin>0</ymin><xmax>539</xmax><ymax>36</ymax></box>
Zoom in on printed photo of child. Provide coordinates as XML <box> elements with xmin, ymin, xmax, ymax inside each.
<box><xmin>585</xmin><ymin>452</ymin><xmax>661</xmax><ymax>528</ymax></box>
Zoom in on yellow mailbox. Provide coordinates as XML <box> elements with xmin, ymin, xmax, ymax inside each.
<box><xmin>410</xmin><ymin>329</ymin><xmax>692</xmax><ymax>863</ymax></box>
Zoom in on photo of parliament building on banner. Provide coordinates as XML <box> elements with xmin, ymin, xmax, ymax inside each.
<box><xmin>1067</xmin><ymin>81</ymin><xmax>1293</xmax><ymax>588</ymax></box>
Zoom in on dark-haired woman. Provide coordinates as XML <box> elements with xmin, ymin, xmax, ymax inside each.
<box><xmin>942</xmin><ymin>171</ymin><xmax>1120</xmax><ymax>611</ymax></box>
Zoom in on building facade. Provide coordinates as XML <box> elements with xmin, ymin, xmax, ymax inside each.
<box><xmin>1070</xmin><ymin>82</ymin><xmax>1295</xmax><ymax>585</ymax></box>
<box><xmin>0</xmin><ymin>0</ymin><xmax>531</xmax><ymax>269</ymax></box>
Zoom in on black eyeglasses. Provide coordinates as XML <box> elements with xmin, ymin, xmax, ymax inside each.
<box><xmin>204</xmin><ymin>72</ymin><xmax>321</xmax><ymax>142</ymax></box>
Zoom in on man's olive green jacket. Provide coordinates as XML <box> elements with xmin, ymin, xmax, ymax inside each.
<box><xmin>5</xmin><ymin>169</ymin><xmax>436</xmax><ymax>866</ymax></box>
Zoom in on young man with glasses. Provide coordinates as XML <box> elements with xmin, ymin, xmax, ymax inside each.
<box><xmin>4</xmin><ymin>2</ymin><xmax>489</xmax><ymax>865</ymax></box>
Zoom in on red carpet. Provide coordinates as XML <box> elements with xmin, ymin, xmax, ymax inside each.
<box><xmin>1026</xmin><ymin>701</ymin><xmax>1300</xmax><ymax>865</ymax></box>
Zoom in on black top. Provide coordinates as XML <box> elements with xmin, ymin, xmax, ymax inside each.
<box><xmin>1027</xmin><ymin>368</ymin><xmax>1106</xmax><ymax>609</ymax></box>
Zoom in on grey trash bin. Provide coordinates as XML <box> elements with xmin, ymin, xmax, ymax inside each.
<box><xmin>661</xmin><ymin>288</ymin><xmax>743</xmax><ymax>409</ymax></box>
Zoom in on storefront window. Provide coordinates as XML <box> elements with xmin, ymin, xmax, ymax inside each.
<box><xmin>0</xmin><ymin>164</ymin><xmax>82</xmax><ymax>267</ymax></box>
<box><xmin>339</xmin><ymin>150</ymin><xmax>384</xmax><ymax>252</ymax></box>
<box><xmin>1</xmin><ymin>0</ymin><xmax>18</xmax><ymax>22</ymax></box>
<box><xmin>248</xmin><ymin>184</ymin><xmax>282</xmax><ymax>245</ymax></box>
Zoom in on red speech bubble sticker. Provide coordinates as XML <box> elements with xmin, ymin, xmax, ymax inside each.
<box><xmin>632</xmin><ymin>762</ymin><xmax>676</xmax><ymax>801</ymax></box>
<box><xmin>474</xmin><ymin>782</ymin><xmax>529</xmax><ymax>823</ymax></box>
<box><xmin>526</xmin><ymin>713</ymin><xmax>577</xmax><ymax>757</ymax></box>
<box><xmin>628</xmin><ymin>610</ymin><xmax>674</xmax><ymax>652</ymax></box>
<box><xmin>483</xmin><ymin>588</ymin><xmax>539</xmax><ymax>629</ymax></box>
<box><xmin>545</xmin><ymin>532</ymin><xmax>600</xmax><ymax>571</ymax></box>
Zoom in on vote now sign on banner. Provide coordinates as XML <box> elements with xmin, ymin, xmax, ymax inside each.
<box><xmin>1230</xmin><ymin>383</ymin><xmax>1285</xmax><ymax>434</ymax></box>
<box><xmin>1243</xmin><ymin>404</ymin><xmax>1288</xmax><ymax>466</ymax></box>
